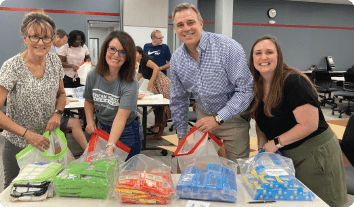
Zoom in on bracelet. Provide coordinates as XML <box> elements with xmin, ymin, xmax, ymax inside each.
<box><xmin>106</xmin><ymin>142</ymin><xmax>117</xmax><ymax>149</ymax></box>
<box><xmin>22</xmin><ymin>129</ymin><xmax>28</xmax><ymax>137</ymax></box>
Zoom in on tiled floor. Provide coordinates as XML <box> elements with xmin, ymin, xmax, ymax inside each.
<box><xmin>0</xmin><ymin>103</ymin><xmax>354</xmax><ymax>206</ymax></box>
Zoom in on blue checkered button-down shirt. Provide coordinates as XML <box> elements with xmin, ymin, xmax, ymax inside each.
<box><xmin>170</xmin><ymin>31</ymin><xmax>254</xmax><ymax>138</ymax></box>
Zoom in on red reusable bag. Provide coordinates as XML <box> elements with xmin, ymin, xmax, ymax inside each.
<box><xmin>84</xmin><ymin>128</ymin><xmax>131</xmax><ymax>162</ymax></box>
<box><xmin>173</xmin><ymin>126</ymin><xmax>223</xmax><ymax>172</ymax></box>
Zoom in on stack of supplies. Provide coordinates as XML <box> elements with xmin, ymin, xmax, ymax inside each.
<box><xmin>115</xmin><ymin>154</ymin><xmax>174</xmax><ymax>205</ymax></box>
<box><xmin>53</xmin><ymin>158</ymin><xmax>120</xmax><ymax>199</ymax></box>
<box><xmin>10</xmin><ymin>162</ymin><xmax>63</xmax><ymax>202</ymax></box>
<box><xmin>176</xmin><ymin>163</ymin><xmax>237</xmax><ymax>202</ymax></box>
<box><xmin>241</xmin><ymin>152</ymin><xmax>315</xmax><ymax>201</ymax></box>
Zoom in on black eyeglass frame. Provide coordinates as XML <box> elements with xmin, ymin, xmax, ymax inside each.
<box><xmin>25</xmin><ymin>34</ymin><xmax>54</xmax><ymax>43</ymax></box>
<box><xmin>107</xmin><ymin>46</ymin><xmax>126</xmax><ymax>57</ymax></box>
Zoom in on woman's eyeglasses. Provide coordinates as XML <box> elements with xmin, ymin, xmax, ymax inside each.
<box><xmin>107</xmin><ymin>46</ymin><xmax>125</xmax><ymax>57</ymax></box>
<box><xmin>25</xmin><ymin>34</ymin><xmax>53</xmax><ymax>43</ymax></box>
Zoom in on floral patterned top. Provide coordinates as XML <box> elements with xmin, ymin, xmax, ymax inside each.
<box><xmin>0</xmin><ymin>53</ymin><xmax>64</xmax><ymax>148</ymax></box>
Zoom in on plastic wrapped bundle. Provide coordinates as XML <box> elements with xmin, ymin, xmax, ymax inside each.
<box><xmin>73</xmin><ymin>86</ymin><xmax>85</xmax><ymax>99</ymax></box>
<box><xmin>176</xmin><ymin>160</ymin><xmax>237</xmax><ymax>202</ymax></box>
<box><xmin>238</xmin><ymin>151</ymin><xmax>315</xmax><ymax>201</ymax></box>
<box><xmin>53</xmin><ymin>151</ymin><xmax>120</xmax><ymax>199</ymax></box>
<box><xmin>115</xmin><ymin>154</ymin><xmax>174</xmax><ymax>205</ymax></box>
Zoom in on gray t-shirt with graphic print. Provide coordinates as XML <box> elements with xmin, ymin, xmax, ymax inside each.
<box><xmin>0</xmin><ymin>53</ymin><xmax>65</xmax><ymax>148</ymax></box>
<box><xmin>83</xmin><ymin>69</ymin><xmax>138</xmax><ymax>126</ymax></box>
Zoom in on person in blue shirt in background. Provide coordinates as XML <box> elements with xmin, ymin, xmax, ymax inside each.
<box><xmin>50</xmin><ymin>29</ymin><xmax>68</xmax><ymax>54</ymax></box>
<box><xmin>143</xmin><ymin>30</ymin><xmax>171</xmax><ymax>76</ymax></box>
<box><xmin>170</xmin><ymin>3</ymin><xmax>254</xmax><ymax>164</ymax></box>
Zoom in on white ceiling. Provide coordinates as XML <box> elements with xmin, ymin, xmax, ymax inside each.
<box><xmin>288</xmin><ymin>0</ymin><xmax>353</xmax><ymax>5</ymax></box>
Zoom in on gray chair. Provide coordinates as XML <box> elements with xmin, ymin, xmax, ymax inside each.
<box><xmin>332</xmin><ymin>72</ymin><xmax>354</xmax><ymax>118</ymax></box>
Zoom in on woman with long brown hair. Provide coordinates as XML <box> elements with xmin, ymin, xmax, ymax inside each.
<box><xmin>248</xmin><ymin>35</ymin><xmax>347</xmax><ymax>207</ymax></box>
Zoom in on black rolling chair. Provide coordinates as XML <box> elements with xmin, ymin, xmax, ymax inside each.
<box><xmin>332</xmin><ymin>72</ymin><xmax>354</xmax><ymax>118</ymax></box>
<box><xmin>312</xmin><ymin>70</ymin><xmax>338</xmax><ymax>107</ymax></box>
<box><xmin>340</xmin><ymin>114</ymin><xmax>354</xmax><ymax>194</ymax></box>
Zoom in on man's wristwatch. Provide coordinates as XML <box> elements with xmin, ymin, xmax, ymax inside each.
<box><xmin>274</xmin><ymin>136</ymin><xmax>283</xmax><ymax>148</ymax></box>
<box><xmin>54</xmin><ymin>109</ymin><xmax>64</xmax><ymax>116</ymax></box>
<box><xmin>214</xmin><ymin>114</ymin><xmax>224</xmax><ymax>125</ymax></box>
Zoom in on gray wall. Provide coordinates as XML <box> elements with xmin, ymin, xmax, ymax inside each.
<box><xmin>198</xmin><ymin>0</ymin><xmax>354</xmax><ymax>71</ymax></box>
<box><xmin>0</xmin><ymin>0</ymin><xmax>120</xmax><ymax>66</ymax></box>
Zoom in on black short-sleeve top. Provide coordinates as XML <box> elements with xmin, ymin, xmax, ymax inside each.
<box><xmin>255</xmin><ymin>73</ymin><xmax>328</xmax><ymax>151</ymax></box>
<box><xmin>138</xmin><ymin>55</ymin><xmax>154</xmax><ymax>80</ymax></box>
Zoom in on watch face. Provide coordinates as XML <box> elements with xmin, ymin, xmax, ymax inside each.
<box><xmin>274</xmin><ymin>137</ymin><xmax>279</xmax><ymax>145</ymax></box>
<box><xmin>268</xmin><ymin>8</ymin><xmax>276</xmax><ymax>18</ymax></box>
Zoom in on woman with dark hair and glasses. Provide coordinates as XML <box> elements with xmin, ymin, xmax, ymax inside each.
<box><xmin>0</xmin><ymin>12</ymin><xmax>66</xmax><ymax>188</ymax></box>
<box><xmin>58</xmin><ymin>30</ymin><xmax>91</xmax><ymax>88</ymax></box>
<box><xmin>83</xmin><ymin>30</ymin><xmax>141</xmax><ymax>161</ymax></box>
<box><xmin>136</xmin><ymin>46</ymin><xmax>171</xmax><ymax>139</ymax></box>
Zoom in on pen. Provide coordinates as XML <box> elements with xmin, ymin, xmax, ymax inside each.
<box><xmin>248</xmin><ymin>200</ymin><xmax>276</xmax><ymax>204</ymax></box>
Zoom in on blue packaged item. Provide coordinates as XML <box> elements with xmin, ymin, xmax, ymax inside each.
<box><xmin>176</xmin><ymin>163</ymin><xmax>237</xmax><ymax>202</ymax></box>
<box><xmin>251</xmin><ymin>164</ymin><xmax>294</xmax><ymax>189</ymax></box>
<box><xmin>243</xmin><ymin>177</ymin><xmax>315</xmax><ymax>201</ymax></box>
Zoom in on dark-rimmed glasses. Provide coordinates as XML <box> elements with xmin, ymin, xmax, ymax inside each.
<box><xmin>154</xmin><ymin>36</ymin><xmax>164</xmax><ymax>40</ymax></box>
<box><xmin>25</xmin><ymin>34</ymin><xmax>53</xmax><ymax>43</ymax></box>
<box><xmin>107</xmin><ymin>46</ymin><xmax>125</xmax><ymax>57</ymax></box>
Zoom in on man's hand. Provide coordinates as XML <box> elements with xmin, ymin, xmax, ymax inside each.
<box><xmin>195</xmin><ymin>116</ymin><xmax>219</xmax><ymax>133</ymax></box>
<box><xmin>45</xmin><ymin>113</ymin><xmax>61</xmax><ymax>132</ymax></box>
<box><xmin>263</xmin><ymin>140</ymin><xmax>278</xmax><ymax>153</ymax></box>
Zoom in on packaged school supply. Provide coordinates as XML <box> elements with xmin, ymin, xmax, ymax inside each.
<box><xmin>176</xmin><ymin>161</ymin><xmax>238</xmax><ymax>202</ymax></box>
<box><xmin>16</xmin><ymin>129</ymin><xmax>73</xmax><ymax>169</ymax></box>
<box><xmin>9</xmin><ymin>162</ymin><xmax>62</xmax><ymax>202</ymax></box>
<box><xmin>238</xmin><ymin>151</ymin><xmax>315</xmax><ymax>201</ymax></box>
<box><xmin>115</xmin><ymin>154</ymin><xmax>174</xmax><ymax>204</ymax></box>
<box><xmin>53</xmin><ymin>150</ymin><xmax>121</xmax><ymax>199</ymax></box>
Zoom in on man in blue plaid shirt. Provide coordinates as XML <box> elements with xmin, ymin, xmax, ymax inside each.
<box><xmin>170</xmin><ymin>3</ymin><xmax>254</xmax><ymax>163</ymax></box>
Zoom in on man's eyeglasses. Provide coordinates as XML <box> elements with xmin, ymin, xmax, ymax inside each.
<box><xmin>154</xmin><ymin>36</ymin><xmax>164</xmax><ymax>40</ymax></box>
<box><xmin>25</xmin><ymin>34</ymin><xmax>53</xmax><ymax>43</ymax></box>
<box><xmin>107</xmin><ymin>46</ymin><xmax>125</xmax><ymax>57</ymax></box>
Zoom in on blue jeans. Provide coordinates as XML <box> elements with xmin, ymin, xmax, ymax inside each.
<box><xmin>98</xmin><ymin>119</ymin><xmax>142</xmax><ymax>162</ymax></box>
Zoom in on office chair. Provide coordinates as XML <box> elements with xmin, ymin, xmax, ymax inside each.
<box><xmin>312</xmin><ymin>70</ymin><xmax>338</xmax><ymax>107</ymax></box>
<box><xmin>340</xmin><ymin>114</ymin><xmax>354</xmax><ymax>194</ymax></box>
<box><xmin>168</xmin><ymin>98</ymin><xmax>197</xmax><ymax>132</ymax></box>
<box><xmin>332</xmin><ymin>72</ymin><xmax>354</xmax><ymax>118</ymax></box>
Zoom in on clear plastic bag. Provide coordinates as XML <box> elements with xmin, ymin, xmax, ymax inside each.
<box><xmin>83</xmin><ymin>128</ymin><xmax>130</xmax><ymax>163</ymax></box>
<box><xmin>238</xmin><ymin>150</ymin><xmax>315</xmax><ymax>201</ymax></box>
<box><xmin>115</xmin><ymin>154</ymin><xmax>175</xmax><ymax>205</ymax></box>
<box><xmin>16</xmin><ymin>128</ymin><xmax>74</xmax><ymax>169</ymax></box>
<box><xmin>173</xmin><ymin>126</ymin><xmax>223</xmax><ymax>172</ymax></box>
<box><xmin>77</xmin><ymin>61</ymin><xmax>92</xmax><ymax>85</ymax></box>
<box><xmin>53</xmin><ymin>150</ymin><xmax>121</xmax><ymax>199</ymax></box>
<box><xmin>176</xmin><ymin>155</ymin><xmax>238</xmax><ymax>202</ymax></box>
<box><xmin>73</xmin><ymin>86</ymin><xmax>85</xmax><ymax>99</ymax></box>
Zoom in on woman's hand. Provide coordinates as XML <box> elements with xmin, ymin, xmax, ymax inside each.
<box><xmin>72</xmin><ymin>64</ymin><xmax>79</xmax><ymax>72</ymax></box>
<box><xmin>106</xmin><ymin>145</ymin><xmax>115</xmax><ymax>153</ymax></box>
<box><xmin>85</xmin><ymin>121</ymin><xmax>96</xmax><ymax>134</ymax></box>
<box><xmin>263</xmin><ymin>140</ymin><xmax>278</xmax><ymax>153</ymax></box>
<box><xmin>23</xmin><ymin>130</ymin><xmax>50</xmax><ymax>152</ymax></box>
<box><xmin>147</xmin><ymin>81</ymin><xmax>154</xmax><ymax>91</ymax></box>
<box><xmin>46</xmin><ymin>113</ymin><xmax>61</xmax><ymax>133</ymax></box>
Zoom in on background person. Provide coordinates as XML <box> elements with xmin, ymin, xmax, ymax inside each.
<box><xmin>136</xmin><ymin>46</ymin><xmax>171</xmax><ymax>139</ymax></box>
<box><xmin>0</xmin><ymin>12</ymin><xmax>66</xmax><ymax>188</ymax></box>
<box><xmin>50</xmin><ymin>29</ymin><xmax>68</xmax><ymax>53</ymax></box>
<box><xmin>170</xmin><ymin>3</ymin><xmax>253</xmax><ymax>164</ymax></box>
<box><xmin>143</xmin><ymin>30</ymin><xmax>171</xmax><ymax>76</ymax></box>
<box><xmin>248</xmin><ymin>35</ymin><xmax>347</xmax><ymax>207</ymax></box>
<box><xmin>58</xmin><ymin>30</ymin><xmax>91</xmax><ymax>88</ymax></box>
<box><xmin>84</xmin><ymin>30</ymin><xmax>141</xmax><ymax>161</ymax></box>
